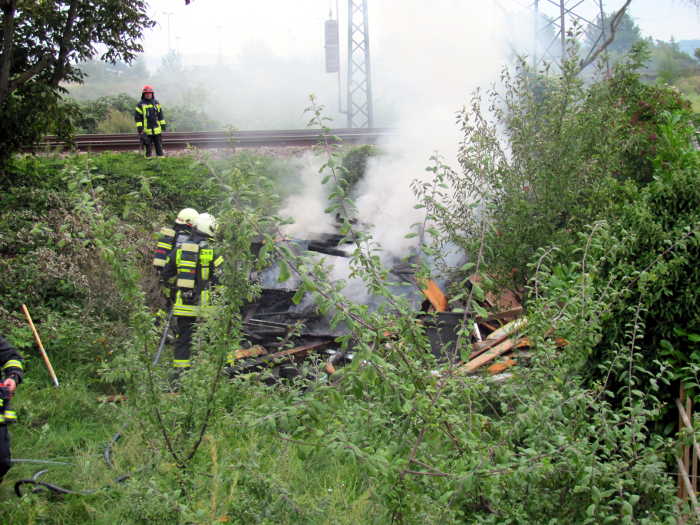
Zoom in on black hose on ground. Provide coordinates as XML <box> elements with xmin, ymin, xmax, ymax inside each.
<box><xmin>11</xmin><ymin>458</ymin><xmax>73</xmax><ymax>466</ymax></box>
<box><xmin>103</xmin><ymin>431</ymin><xmax>123</xmax><ymax>469</ymax></box>
<box><xmin>13</xmin><ymin>427</ymin><xmax>130</xmax><ymax>498</ymax></box>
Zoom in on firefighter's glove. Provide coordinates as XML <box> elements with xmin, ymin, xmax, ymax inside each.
<box><xmin>162</xmin><ymin>125</ymin><xmax>167</xmax><ymax>132</ymax></box>
<box><xmin>138</xmin><ymin>129</ymin><xmax>143</xmax><ymax>134</ymax></box>
<box><xmin>1</xmin><ymin>378</ymin><xmax>16</xmax><ymax>397</ymax></box>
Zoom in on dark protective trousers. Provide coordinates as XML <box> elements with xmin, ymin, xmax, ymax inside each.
<box><xmin>144</xmin><ymin>133</ymin><xmax>164</xmax><ymax>157</ymax></box>
<box><xmin>0</xmin><ymin>425</ymin><xmax>11</xmax><ymax>482</ymax></box>
<box><xmin>174</xmin><ymin>316</ymin><xmax>196</xmax><ymax>367</ymax></box>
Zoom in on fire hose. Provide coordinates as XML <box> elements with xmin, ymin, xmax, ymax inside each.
<box><xmin>12</xmin><ymin>429</ymin><xmax>130</xmax><ymax>497</ymax></box>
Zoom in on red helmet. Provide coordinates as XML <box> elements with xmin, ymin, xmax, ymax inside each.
<box><xmin>142</xmin><ymin>85</ymin><xmax>154</xmax><ymax>94</ymax></box>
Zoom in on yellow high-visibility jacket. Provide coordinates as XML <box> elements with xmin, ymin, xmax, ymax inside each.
<box><xmin>134</xmin><ymin>98</ymin><xmax>166</xmax><ymax>135</ymax></box>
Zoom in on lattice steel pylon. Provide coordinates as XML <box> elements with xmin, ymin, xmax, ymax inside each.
<box><xmin>532</xmin><ymin>0</ymin><xmax>608</xmax><ymax>67</ymax></box>
<box><xmin>346</xmin><ymin>0</ymin><xmax>373</xmax><ymax>128</ymax></box>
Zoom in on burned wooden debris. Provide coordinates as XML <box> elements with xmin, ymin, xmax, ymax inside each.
<box><xmin>228</xmin><ymin>231</ymin><xmax>555</xmax><ymax>382</ymax></box>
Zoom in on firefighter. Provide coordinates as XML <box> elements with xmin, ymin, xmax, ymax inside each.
<box><xmin>153</xmin><ymin>208</ymin><xmax>199</xmax><ymax>280</ymax></box>
<box><xmin>0</xmin><ymin>335</ymin><xmax>24</xmax><ymax>483</ymax></box>
<box><xmin>153</xmin><ymin>208</ymin><xmax>199</xmax><ymax>308</ymax></box>
<box><xmin>135</xmin><ymin>85</ymin><xmax>167</xmax><ymax>157</ymax></box>
<box><xmin>162</xmin><ymin>213</ymin><xmax>223</xmax><ymax>377</ymax></box>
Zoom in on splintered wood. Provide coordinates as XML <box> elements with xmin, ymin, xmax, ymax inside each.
<box><xmin>441</xmin><ymin>274</ymin><xmax>567</xmax><ymax>376</ymax></box>
<box><xmin>233</xmin><ymin>346</ymin><xmax>267</xmax><ymax>359</ymax></box>
<box><xmin>421</xmin><ymin>279</ymin><xmax>448</xmax><ymax>312</ymax></box>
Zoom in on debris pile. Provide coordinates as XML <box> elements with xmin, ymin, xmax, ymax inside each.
<box><xmin>228</xmin><ymin>231</ymin><xmax>554</xmax><ymax>381</ymax></box>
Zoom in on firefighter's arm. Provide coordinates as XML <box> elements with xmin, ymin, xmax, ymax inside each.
<box><xmin>0</xmin><ymin>335</ymin><xmax>24</xmax><ymax>391</ymax></box>
<box><xmin>135</xmin><ymin>104</ymin><xmax>144</xmax><ymax>133</ymax></box>
<box><xmin>157</xmin><ymin>104</ymin><xmax>166</xmax><ymax>131</ymax></box>
<box><xmin>210</xmin><ymin>252</ymin><xmax>224</xmax><ymax>286</ymax></box>
<box><xmin>161</xmin><ymin>248</ymin><xmax>178</xmax><ymax>281</ymax></box>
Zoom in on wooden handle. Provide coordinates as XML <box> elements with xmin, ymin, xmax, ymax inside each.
<box><xmin>21</xmin><ymin>304</ymin><xmax>59</xmax><ymax>387</ymax></box>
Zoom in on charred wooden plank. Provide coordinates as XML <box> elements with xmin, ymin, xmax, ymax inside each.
<box><xmin>227</xmin><ymin>340</ymin><xmax>333</xmax><ymax>375</ymax></box>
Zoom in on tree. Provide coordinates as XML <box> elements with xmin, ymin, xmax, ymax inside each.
<box><xmin>585</xmin><ymin>11</ymin><xmax>642</xmax><ymax>56</ymax></box>
<box><xmin>158</xmin><ymin>50</ymin><xmax>184</xmax><ymax>77</ymax></box>
<box><xmin>0</xmin><ymin>1</ymin><xmax>155</xmax><ymax>168</ymax></box>
<box><xmin>651</xmin><ymin>38</ymin><xmax>700</xmax><ymax>84</ymax></box>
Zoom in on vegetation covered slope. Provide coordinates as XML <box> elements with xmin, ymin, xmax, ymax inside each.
<box><xmin>0</xmin><ymin>56</ymin><xmax>698</xmax><ymax>524</ymax></box>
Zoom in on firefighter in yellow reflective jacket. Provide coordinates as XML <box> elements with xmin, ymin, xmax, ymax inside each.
<box><xmin>0</xmin><ymin>334</ymin><xmax>24</xmax><ymax>483</ymax></box>
<box><xmin>162</xmin><ymin>213</ymin><xmax>223</xmax><ymax>374</ymax></box>
<box><xmin>135</xmin><ymin>85</ymin><xmax>166</xmax><ymax>157</ymax></box>
<box><xmin>152</xmin><ymin>208</ymin><xmax>199</xmax><ymax>307</ymax></box>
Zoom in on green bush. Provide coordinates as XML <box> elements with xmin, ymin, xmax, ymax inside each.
<box><xmin>74</xmin><ymin>93</ymin><xmax>138</xmax><ymax>134</ymax></box>
<box><xmin>96</xmin><ymin>108</ymin><xmax>135</xmax><ymax>134</ymax></box>
<box><xmin>415</xmin><ymin>45</ymin><xmax>694</xmax><ymax>290</ymax></box>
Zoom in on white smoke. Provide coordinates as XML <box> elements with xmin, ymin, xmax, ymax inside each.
<box><xmin>354</xmin><ymin>1</ymin><xmax>517</xmax><ymax>261</ymax></box>
<box><xmin>277</xmin><ymin>2</ymin><xmax>532</xmax><ymax>265</ymax></box>
<box><xmin>278</xmin><ymin>152</ymin><xmax>336</xmax><ymax>238</ymax></box>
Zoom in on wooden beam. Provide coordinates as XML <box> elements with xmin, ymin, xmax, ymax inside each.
<box><xmin>487</xmin><ymin>358</ymin><xmax>517</xmax><ymax>375</ymax></box>
<box><xmin>676</xmin><ymin>398</ymin><xmax>700</xmax><ymax>464</ymax></box>
<box><xmin>677</xmin><ymin>456</ymin><xmax>700</xmax><ymax>523</ymax></box>
<box><xmin>420</xmin><ymin>279</ymin><xmax>447</xmax><ymax>312</ymax></box>
<box><xmin>457</xmin><ymin>338</ymin><xmax>519</xmax><ymax>375</ymax></box>
<box><xmin>228</xmin><ymin>340</ymin><xmax>332</xmax><ymax>375</ymax></box>
<box><xmin>233</xmin><ymin>346</ymin><xmax>267</xmax><ymax>359</ymax></box>
<box><xmin>469</xmin><ymin>318</ymin><xmax>528</xmax><ymax>359</ymax></box>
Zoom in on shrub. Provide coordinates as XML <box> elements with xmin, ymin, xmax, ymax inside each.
<box><xmin>415</xmin><ymin>45</ymin><xmax>694</xmax><ymax>290</ymax></box>
<box><xmin>97</xmin><ymin>109</ymin><xmax>135</xmax><ymax>134</ymax></box>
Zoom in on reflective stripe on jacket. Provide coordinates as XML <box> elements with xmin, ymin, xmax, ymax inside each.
<box><xmin>0</xmin><ymin>335</ymin><xmax>24</xmax><ymax>425</ymax></box>
<box><xmin>135</xmin><ymin>98</ymin><xmax>166</xmax><ymax>135</ymax></box>
<box><xmin>165</xmin><ymin>235</ymin><xmax>223</xmax><ymax>317</ymax></box>
<box><xmin>153</xmin><ymin>227</ymin><xmax>175</xmax><ymax>268</ymax></box>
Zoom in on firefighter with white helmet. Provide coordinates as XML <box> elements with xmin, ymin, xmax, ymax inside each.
<box><xmin>152</xmin><ymin>208</ymin><xmax>199</xmax><ymax>275</ymax></box>
<box><xmin>195</xmin><ymin>213</ymin><xmax>217</xmax><ymax>237</ymax></box>
<box><xmin>162</xmin><ymin>212</ymin><xmax>223</xmax><ymax>380</ymax></box>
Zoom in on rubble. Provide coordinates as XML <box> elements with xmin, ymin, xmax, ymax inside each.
<box><xmin>228</xmin><ymin>231</ymin><xmax>552</xmax><ymax>382</ymax></box>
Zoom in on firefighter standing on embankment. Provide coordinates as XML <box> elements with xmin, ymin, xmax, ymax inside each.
<box><xmin>161</xmin><ymin>213</ymin><xmax>223</xmax><ymax>380</ymax></box>
<box><xmin>0</xmin><ymin>335</ymin><xmax>24</xmax><ymax>483</ymax></box>
<box><xmin>135</xmin><ymin>85</ymin><xmax>166</xmax><ymax>157</ymax></box>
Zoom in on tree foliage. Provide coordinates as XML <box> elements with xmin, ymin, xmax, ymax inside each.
<box><xmin>415</xmin><ymin>45</ymin><xmax>693</xmax><ymax>291</ymax></box>
<box><xmin>585</xmin><ymin>11</ymin><xmax>642</xmax><ymax>55</ymax></box>
<box><xmin>0</xmin><ymin>0</ymin><xmax>155</xmax><ymax>168</ymax></box>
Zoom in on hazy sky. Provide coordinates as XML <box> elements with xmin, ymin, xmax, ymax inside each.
<box><xmin>141</xmin><ymin>0</ymin><xmax>699</xmax><ymax>63</ymax></box>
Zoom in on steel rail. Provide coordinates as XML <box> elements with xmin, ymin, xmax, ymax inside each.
<box><xmin>28</xmin><ymin>128</ymin><xmax>393</xmax><ymax>152</ymax></box>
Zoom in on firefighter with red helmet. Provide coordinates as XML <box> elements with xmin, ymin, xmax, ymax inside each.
<box><xmin>135</xmin><ymin>85</ymin><xmax>167</xmax><ymax>157</ymax></box>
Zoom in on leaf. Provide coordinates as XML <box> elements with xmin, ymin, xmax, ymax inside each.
<box><xmin>621</xmin><ymin>501</ymin><xmax>633</xmax><ymax>516</ymax></box>
<box><xmin>291</xmin><ymin>287</ymin><xmax>305</xmax><ymax>305</ymax></box>
<box><xmin>472</xmin><ymin>304</ymin><xmax>488</xmax><ymax>318</ymax></box>
<box><xmin>277</xmin><ymin>261</ymin><xmax>291</xmax><ymax>283</ymax></box>
<box><xmin>438</xmin><ymin>490</ymin><xmax>454</xmax><ymax>504</ymax></box>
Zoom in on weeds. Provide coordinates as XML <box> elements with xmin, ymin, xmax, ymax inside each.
<box><xmin>0</xmin><ymin>46</ymin><xmax>697</xmax><ymax>523</ymax></box>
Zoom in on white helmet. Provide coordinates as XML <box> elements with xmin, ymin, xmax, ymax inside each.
<box><xmin>175</xmin><ymin>208</ymin><xmax>199</xmax><ymax>226</ymax></box>
<box><xmin>195</xmin><ymin>213</ymin><xmax>217</xmax><ymax>237</ymax></box>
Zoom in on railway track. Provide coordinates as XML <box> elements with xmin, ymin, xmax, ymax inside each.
<box><xmin>31</xmin><ymin>128</ymin><xmax>393</xmax><ymax>152</ymax></box>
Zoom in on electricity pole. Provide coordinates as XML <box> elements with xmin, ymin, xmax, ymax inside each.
<box><xmin>532</xmin><ymin>0</ymin><xmax>607</xmax><ymax>66</ymax></box>
<box><xmin>346</xmin><ymin>0</ymin><xmax>373</xmax><ymax>128</ymax></box>
<box><xmin>163</xmin><ymin>11</ymin><xmax>174</xmax><ymax>51</ymax></box>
